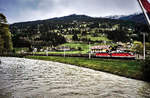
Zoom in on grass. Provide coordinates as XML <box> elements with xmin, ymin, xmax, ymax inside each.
<box><xmin>59</xmin><ymin>42</ymin><xmax>91</xmax><ymax>54</ymax></box>
<box><xmin>36</xmin><ymin>51</ymin><xmax>86</xmax><ymax>54</ymax></box>
<box><xmin>14</xmin><ymin>47</ymin><xmax>29</xmax><ymax>53</ymax></box>
<box><xmin>35</xmin><ymin>42</ymin><xmax>90</xmax><ymax>54</ymax></box>
<box><xmin>65</xmin><ymin>33</ymin><xmax>111</xmax><ymax>42</ymax></box>
<box><xmin>34</xmin><ymin>41</ymin><xmax>116</xmax><ymax>55</ymax></box>
<box><xmin>25</xmin><ymin>56</ymin><xmax>142</xmax><ymax>80</ymax></box>
<box><xmin>79</xmin><ymin>34</ymin><xmax>111</xmax><ymax>41</ymax></box>
<box><xmin>60</xmin><ymin>42</ymin><xmax>90</xmax><ymax>49</ymax></box>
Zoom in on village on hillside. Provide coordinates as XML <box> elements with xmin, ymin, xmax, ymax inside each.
<box><xmin>8</xmin><ymin>14</ymin><xmax>150</xmax><ymax>59</ymax></box>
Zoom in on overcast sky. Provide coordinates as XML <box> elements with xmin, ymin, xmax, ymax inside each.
<box><xmin>0</xmin><ymin>0</ymin><xmax>145</xmax><ymax>24</ymax></box>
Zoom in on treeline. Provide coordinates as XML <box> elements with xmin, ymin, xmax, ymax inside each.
<box><xmin>12</xmin><ymin>32</ymin><xmax>66</xmax><ymax>49</ymax></box>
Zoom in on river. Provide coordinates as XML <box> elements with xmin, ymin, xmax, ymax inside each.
<box><xmin>0</xmin><ymin>57</ymin><xmax>150</xmax><ymax>98</ymax></box>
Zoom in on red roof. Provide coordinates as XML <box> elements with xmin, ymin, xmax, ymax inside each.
<box><xmin>91</xmin><ymin>45</ymin><xmax>110</xmax><ymax>50</ymax></box>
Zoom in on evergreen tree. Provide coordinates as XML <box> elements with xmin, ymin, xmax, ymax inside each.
<box><xmin>0</xmin><ymin>35</ymin><xmax>4</xmax><ymax>50</ymax></box>
<box><xmin>72</xmin><ymin>34</ymin><xmax>78</xmax><ymax>41</ymax></box>
<box><xmin>0</xmin><ymin>13</ymin><xmax>13</xmax><ymax>53</ymax></box>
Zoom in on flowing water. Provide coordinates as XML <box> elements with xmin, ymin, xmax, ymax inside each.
<box><xmin>0</xmin><ymin>57</ymin><xmax>150</xmax><ymax>98</ymax></box>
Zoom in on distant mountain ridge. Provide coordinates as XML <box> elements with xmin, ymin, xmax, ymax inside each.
<box><xmin>105</xmin><ymin>15</ymin><xmax>126</xmax><ymax>20</ymax></box>
<box><xmin>11</xmin><ymin>14</ymin><xmax>94</xmax><ymax>25</ymax></box>
<box><xmin>12</xmin><ymin>13</ymin><xmax>147</xmax><ymax>25</ymax></box>
<box><xmin>106</xmin><ymin>13</ymin><xmax>147</xmax><ymax>24</ymax></box>
<box><xmin>51</xmin><ymin>14</ymin><xmax>92</xmax><ymax>20</ymax></box>
<box><xmin>119</xmin><ymin>13</ymin><xmax>146</xmax><ymax>24</ymax></box>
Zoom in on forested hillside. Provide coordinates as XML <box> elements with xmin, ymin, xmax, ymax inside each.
<box><xmin>10</xmin><ymin>14</ymin><xmax>150</xmax><ymax>49</ymax></box>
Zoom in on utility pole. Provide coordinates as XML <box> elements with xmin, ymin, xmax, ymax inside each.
<box><xmin>64</xmin><ymin>46</ymin><xmax>66</xmax><ymax>57</ymax></box>
<box><xmin>89</xmin><ymin>42</ymin><xmax>91</xmax><ymax>59</ymax></box>
<box><xmin>37</xmin><ymin>24</ymin><xmax>40</xmax><ymax>33</ymax></box>
<box><xmin>143</xmin><ymin>33</ymin><xmax>146</xmax><ymax>60</ymax></box>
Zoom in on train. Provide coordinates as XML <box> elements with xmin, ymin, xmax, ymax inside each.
<box><xmin>95</xmin><ymin>52</ymin><xmax>136</xmax><ymax>59</ymax></box>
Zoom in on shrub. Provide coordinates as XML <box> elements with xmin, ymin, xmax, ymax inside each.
<box><xmin>78</xmin><ymin>47</ymin><xmax>82</xmax><ymax>51</ymax></box>
<box><xmin>141</xmin><ymin>57</ymin><xmax>150</xmax><ymax>81</ymax></box>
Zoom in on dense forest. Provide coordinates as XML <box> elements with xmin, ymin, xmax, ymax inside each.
<box><xmin>10</xmin><ymin>14</ymin><xmax>150</xmax><ymax>49</ymax></box>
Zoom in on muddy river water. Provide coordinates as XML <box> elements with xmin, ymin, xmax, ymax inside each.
<box><xmin>0</xmin><ymin>57</ymin><xmax>150</xmax><ymax>98</ymax></box>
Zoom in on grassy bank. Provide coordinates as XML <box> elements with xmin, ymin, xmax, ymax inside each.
<box><xmin>25</xmin><ymin>56</ymin><xmax>142</xmax><ymax>80</ymax></box>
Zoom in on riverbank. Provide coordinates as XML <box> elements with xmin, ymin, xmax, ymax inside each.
<box><xmin>26</xmin><ymin>56</ymin><xmax>143</xmax><ymax>80</ymax></box>
<box><xmin>0</xmin><ymin>57</ymin><xmax>149</xmax><ymax>98</ymax></box>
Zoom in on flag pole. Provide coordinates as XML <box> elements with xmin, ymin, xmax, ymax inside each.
<box><xmin>137</xmin><ymin>0</ymin><xmax>150</xmax><ymax>60</ymax></box>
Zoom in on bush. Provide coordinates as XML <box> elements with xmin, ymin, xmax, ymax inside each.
<box><xmin>78</xmin><ymin>47</ymin><xmax>82</xmax><ymax>51</ymax></box>
<box><xmin>142</xmin><ymin>57</ymin><xmax>150</xmax><ymax>81</ymax></box>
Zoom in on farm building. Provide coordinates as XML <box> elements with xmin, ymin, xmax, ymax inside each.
<box><xmin>91</xmin><ymin>45</ymin><xmax>111</xmax><ymax>53</ymax></box>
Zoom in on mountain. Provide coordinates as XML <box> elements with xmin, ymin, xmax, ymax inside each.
<box><xmin>10</xmin><ymin>14</ymin><xmax>149</xmax><ymax>48</ymax></box>
<box><xmin>106</xmin><ymin>13</ymin><xmax>146</xmax><ymax>24</ymax></box>
<box><xmin>11</xmin><ymin>14</ymin><xmax>93</xmax><ymax>25</ymax></box>
<box><xmin>10</xmin><ymin>14</ymin><xmax>137</xmax><ymax>38</ymax></box>
<box><xmin>119</xmin><ymin>13</ymin><xmax>146</xmax><ymax>24</ymax></box>
<box><xmin>10</xmin><ymin>14</ymin><xmax>136</xmax><ymax>31</ymax></box>
<box><xmin>51</xmin><ymin>14</ymin><xmax>92</xmax><ymax>20</ymax></box>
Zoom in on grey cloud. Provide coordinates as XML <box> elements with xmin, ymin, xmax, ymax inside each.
<box><xmin>52</xmin><ymin>0</ymin><xmax>141</xmax><ymax>16</ymax></box>
<box><xmin>2</xmin><ymin>0</ymin><xmax>142</xmax><ymax>23</ymax></box>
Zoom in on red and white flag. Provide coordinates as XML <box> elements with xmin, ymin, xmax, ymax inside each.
<box><xmin>140</xmin><ymin>0</ymin><xmax>150</xmax><ymax>14</ymax></box>
<box><xmin>138</xmin><ymin>0</ymin><xmax>150</xmax><ymax>25</ymax></box>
